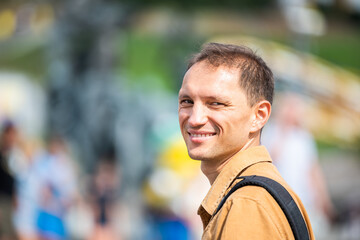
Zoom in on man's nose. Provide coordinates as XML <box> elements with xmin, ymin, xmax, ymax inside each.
<box><xmin>188</xmin><ymin>104</ymin><xmax>207</xmax><ymax>127</ymax></box>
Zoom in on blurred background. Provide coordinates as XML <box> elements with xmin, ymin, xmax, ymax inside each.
<box><xmin>0</xmin><ymin>0</ymin><xmax>359</xmax><ymax>239</ymax></box>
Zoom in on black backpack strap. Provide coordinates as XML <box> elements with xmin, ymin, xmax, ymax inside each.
<box><xmin>213</xmin><ymin>175</ymin><xmax>310</xmax><ymax>240</ymax></box>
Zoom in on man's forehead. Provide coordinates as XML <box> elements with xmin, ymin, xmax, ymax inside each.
<box><xmin>187</xmin><ymin>60</ymin><xmax>239</xmax><ymax>74</ymax></box>
<box><xmin>179</xmin><ymin>74</ymin><xmax>245</xmax><ymax>101</ymax></box>
<box><xmin>181</xmin><ymin>62</ymin><xmax>240</xmax><ymax>89</ymax></box>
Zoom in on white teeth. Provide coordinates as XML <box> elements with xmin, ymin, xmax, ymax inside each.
<box><xmin>191</xmin><ymin>133</ymin><xmax>214</xmax><ymax>137</ymax></box>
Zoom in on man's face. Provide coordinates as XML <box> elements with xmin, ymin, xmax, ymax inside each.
<box><xmin>178</xmin><ymin>61</ymin><xmax>255</xmax><ymax>163</ymax></box>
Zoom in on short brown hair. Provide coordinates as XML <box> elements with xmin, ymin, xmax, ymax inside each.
<box><xmin>188</xmin><ymin>42</ymin><xmax>274</xmax><ymax>106</ymax></box>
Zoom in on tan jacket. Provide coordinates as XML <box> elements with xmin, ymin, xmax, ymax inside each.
<box><xmin>198</xmin><ymin>146</ymin><xmax>314</xmax><ymax>239</ymax></box>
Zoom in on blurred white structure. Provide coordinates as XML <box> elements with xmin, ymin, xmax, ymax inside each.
<box><xmin>0</xmin><ymin>72</ymin><xmax>46</xmax><ymax>139</ymax></box>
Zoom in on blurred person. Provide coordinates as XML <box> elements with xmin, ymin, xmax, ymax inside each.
<box><xmin>89</xmin><ymin>159</ymin><xmax>120</xmax><ymax>240</ymax></box>
<box><xmin>34</xmin><ymin>135</ymin><xmax>77</xmax><ymax>240</ymax></box>
<box><xmin>6</xmin><ymin>125</ymin><xmax>40</xmax><ymax>240</ymax></box>
<box><xmin>178</xmin><ymin>43</ymin><xmax>314</xmax><ymax>239</ymax></box>
<box><xmin>262</xmin><ymin>93</ymin><xmax>334</xmax><ymax>239</ymax></box>
<box><xmin>13</xmin><ymin>151</ymin><xmax>41</xmax><ymax>240</ymax></box>
<box><xmin>0</xmin><ymin>120</ymin><xmax>18</xmax><ymax>240</ymax></box>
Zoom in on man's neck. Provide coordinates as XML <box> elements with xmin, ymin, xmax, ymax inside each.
<box><xmin>201</xmin><ymin>138</ymin><xmax>259</xmax><ymax>185</ymax></box>
<box><xmin>201</xmin><ymin>157</ymin><xmax>232</xmax><ymax>185</ymax></box>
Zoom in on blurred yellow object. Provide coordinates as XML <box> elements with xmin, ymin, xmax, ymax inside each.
<box><xmin>158</xmin><ymin>136</ymin><xmax>200</xmax><ymax>180</ymax></box>
<box><xmin>143</xmin><ymin>136</ymin><xmax>201</xmax><ymax>208</ymax></box>
<box><xmin>30</xmin><ymin>4</ymin><xmax>54</xmax><ymax>35</ymax></box>
<box><xmin>0</xmin><ymin>9</ymin><xmax>16</xmax><ymax>40</ymax></box>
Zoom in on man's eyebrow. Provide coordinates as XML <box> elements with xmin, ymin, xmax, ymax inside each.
<box><xmin>178</xmin><ymin>94</ymin><xmax>231</xmax><ymax>102</ymax></box>
<box><xmin>178</xmin><ymin>93</ymin><xmax>191</xmax><ymax>99</ymax></box>
<box><xmin>205</xmin><ymin>95</ymin><xmax>230</xmax><ymax>102</ymax></box>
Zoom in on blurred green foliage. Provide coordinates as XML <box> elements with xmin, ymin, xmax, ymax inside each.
<box><xmin>0</xmin><ymin>38</ymin><xmax>46</xmax><ymax>80</ymax></box>
<box><xmin>119</xmin><ymin>33</ymin><xmax>175</xmax><ymax>91</ymax></box>
<box><xmin>315</xmin><ymin>32</ymin><xmax>360</xmax><ymax>75</ymax></box>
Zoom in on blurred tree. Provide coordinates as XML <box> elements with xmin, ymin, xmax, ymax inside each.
<box><xmin>47</xmin><ymin>0</ymin><xmax>120</xmax><ymax>169</ymax></box>
<box><xmin>46</xmin><ymin>0</ymin><xmax>156</xmax><ymax>197</ymax></box>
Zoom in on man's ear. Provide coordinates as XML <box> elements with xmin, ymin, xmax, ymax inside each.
<box><xmin>250</xmin><ymin>100</ymin><xmax>271</xmax><ymax>133</ymax></box>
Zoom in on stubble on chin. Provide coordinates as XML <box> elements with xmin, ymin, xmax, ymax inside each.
<box><xmin>187</xmin><ymin>149</ymin><xmax>215</xmax><ymax>162</ymax></box>
<box><xmin>187</xmin><ymin>150</ymin><xmax>202</xmax><ymax>161</ymax></box>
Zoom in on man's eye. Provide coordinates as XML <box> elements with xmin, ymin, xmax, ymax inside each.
<box><xmin>180</xmin><ymin>99</ymin><xmax>193</xmax><ymax>105</ymax></box>
<box><xmin>211</xmin><ymin>102</ymin><xmax>225</xmax><ymax>106</ymax></box>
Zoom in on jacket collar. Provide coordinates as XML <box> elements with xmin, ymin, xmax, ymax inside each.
<box><xmin>198</xmin><ymin>145</ymin><xmax>272</xmax><ymax>217</ymax></box>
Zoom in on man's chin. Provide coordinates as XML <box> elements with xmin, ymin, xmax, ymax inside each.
<box><xmin>188</xmin><ymin>150</ymin><xmax>212</xmax><ymax>161</ymax></box>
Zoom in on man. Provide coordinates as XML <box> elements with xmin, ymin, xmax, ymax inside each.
<box><xmin>178</xmin><ymin>43</ymin><xmax>314</xmax><ymax>239</ymax></box>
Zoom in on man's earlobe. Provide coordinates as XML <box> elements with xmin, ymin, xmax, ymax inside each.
<box><xmin>250</xmin><ymin>100</ymin><xmax>271</xmax><ymax>133</ymax></box>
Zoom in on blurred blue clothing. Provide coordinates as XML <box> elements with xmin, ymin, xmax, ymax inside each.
<box><xmin>146</xmin><ymin>213</ymin><xmax>192</xmax><ymax>240</ymax></box>
<box><xmin>36</xmin><ymin>210</ymin><xmax>67</xmax><ymax>239</ymax></box>
<box><xmin>157</xmin><ymin>218</ymin><xmax>190</xmax><ymax>240</ymax></box>
<box><xmin>31</xmin><ymin>146</ymin><xmax>76</xmax><ymax>239</ymax></box>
